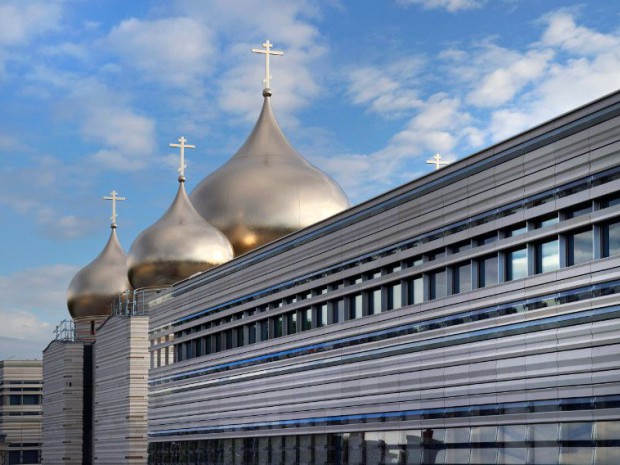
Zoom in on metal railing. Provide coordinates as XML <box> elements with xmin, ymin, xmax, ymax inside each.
<box><xmin>53</xmin><ymin>319</ymin><xmax>76</xmax><ymax>341</ymax></box>
<box><xmin>112</xmin><ymin>287</ymin><xmax>172</xmax><ymax>317</ymax></box>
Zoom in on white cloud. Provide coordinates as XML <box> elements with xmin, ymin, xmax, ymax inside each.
<box><xmin>175</xmin><ymin>0</ymin><xmax>327</xmax><ymax>124</ymax></box>
<box><xmin>106</xmin><ymin>17</ymin><xmax>214</xmax><ymax>88</ymax></box>
<box><xmin>347</xmin><ymin>58</ymin><xmax>423</xmax><ymax>117</ymax></box>
<box><xmin>540</xmin><ymin>11</ymin><xmax>619</xmax><ymax>55</ymax></box>
<box><xmin>467</xmin><ymin>50</ymin><xmax>554</xmax><ymax>107</ymax></box>
<box><xmin>0</xmin><ymin>1</ymin><xmax>62</xmax><ymax>46</ymax></box>
<box><xmin>0</xmin><ymin>264</ymin><xmax>79</xmax><ymax>359</ymax></box>
<box><xmin>0</xmin><ymin>1</ymin><xmax>63</xmax><ymax>77</ymax></box>
<box><xmin>398</xmin><ymin>0</ymin><xmax>484</xmax><ymax>13</ymax></box>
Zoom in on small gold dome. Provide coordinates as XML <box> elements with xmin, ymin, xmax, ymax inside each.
<box><xmin>127</xmin><ymin>181</ymin><xmax>233</xmax><ymax>289</ymax></box>
<box><xmin>67</xmin><ymin>227</ymin><xmax>131</xmax><ymax>320</ymax></box>
<box><xmin>190</xmin><ymin>95</ymin><xmax>350</xmax><ymax>256</ymax></box>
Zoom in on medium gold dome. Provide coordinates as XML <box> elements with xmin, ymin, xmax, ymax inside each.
<box><xmin>127</xmin><ymin>181</ymin><xmax>233</xmax><ymax>289</ymax></box>
<box><xmin>190</xmin><ymin>95</ymin><xmax>350</xmax><ymax>256</ymax></box>
<box><xmin>67</xmin><ymin>226</ymin><xmax>131</xmax><ymax>320</ymax></box>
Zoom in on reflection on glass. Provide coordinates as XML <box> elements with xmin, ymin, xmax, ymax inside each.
<box><xmin>453</xmin><ymin>262</ymin><xmax>471</xmax><ymax>294</ymax></box>
<box><xmin>349</xmin><ymin>294</ymin><xmax>363</xmax><ymax>319</ymax></box>
<box><xmin>429</xmin><ymin>269</ymin><xmax>447</xmax><ymax>300</ymax></box>
<box><xmin>506</xmin><ymin>247</ymin><xmax>528</xmax><ymax>281</ymax></box>
<box><xmin>536</xmin><ymin>239</ymin><xmax>559</xmax><ymax>273</ymax></box>
<box><xmin>568</xmin><ymin>228</ymin><xmax>592</xmax><ymax>265</ymax></box>
<box><xmin>387</xmin><ymin>283</ymin><xmax>402</xmax><ymax>310</ymax></box>
<box><xmin>603</xmin><ymin>220</ymin><xmax>620</xmax><ymax>257</ymax></box>
<box><xmin>479</xmin><ymin>254</ymin><xmax>498</xmax><ymax>288</ymax></box>
<box><xmin>368</xmin><ymin>288</ymin><xmax>382</xmax><ymax>315</ymax></box>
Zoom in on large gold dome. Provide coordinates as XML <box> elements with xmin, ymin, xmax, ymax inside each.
<box><xmin>67</xmin><ymin>226</ymin><xmax>131</xmax><ymax>320</ymax></box>
<box><xmin>190</xmin><ymin>95</ymin><xmax>350</xmax><ymax>256</ymax></box>
<box><xmin>127</xmin><ymin>180</ymin><xmax>233</xmax><ymax>289</ymax></box>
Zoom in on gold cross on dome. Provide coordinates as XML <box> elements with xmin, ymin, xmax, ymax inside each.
<box><xmin>251</xmin><ymin>39</ymin><xmax>284</xmax><ymax>91</ymax></box>
<box><xmin>103</xmin><ymin>190</ymin><xmax>126</xmax><ymax>227</ymax></box>
<box><xmin>169</xmin><ymin>136</ymin><xmax>195</xmax><ymax>181</ymax></box>
<box><xmin>426</xmin><ymin>153</ymin><xmax>449</xmax><ymax>170</ymax></box>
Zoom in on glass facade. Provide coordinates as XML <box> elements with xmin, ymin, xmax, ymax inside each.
<box><xmin>149</xmin><ymin>420</ymin><xmax>620</xmax><ymax>465</ymax></box>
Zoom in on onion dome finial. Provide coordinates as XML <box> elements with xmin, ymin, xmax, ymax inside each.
<box><xmin>67</xmin><ymin>191</ymin><xmax>131</xmax><ymax>320</ymax></box>
<box><xmin>127</xmin><ymin>137</ymin><xmax>233</xmax><ymax>289</ymax></box>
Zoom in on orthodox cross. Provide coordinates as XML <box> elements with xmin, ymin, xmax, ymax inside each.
<box><xmin>426</xmin><ymin>153</ymin><xmax>449</xmax><ymax>170</ymax></box>
<box><xmin>251</xmin><ymin>39</ymin><xmax>284</xmax><ymax>91</ymax></box>
<box><xmin>170</xmin><ymin>136</ymin><xmax>195</xmax><ymax>181</ymax></box>
<box><xmin>103</xmin><ymin>190</ymin><xmax>126</xmax><ymax>227</ymax></box>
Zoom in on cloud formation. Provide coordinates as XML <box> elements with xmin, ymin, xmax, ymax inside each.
<box><xmin>0</xmin><ymin>264</ymin><xmax>79</xmax><ymax>359</ymax></box>
<box><xmin>398</xmin><ymin>0</ymin><xmax>484</xmax><ymax>13</ymax></box>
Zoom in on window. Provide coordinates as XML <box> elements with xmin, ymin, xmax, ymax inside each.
<box><xmin>9</xmin><ymin>395</ymin><xmax>21</xmax><ymax>405</ymax></box>
<box><xmin>506</xmin><ymin>247</ymin><xmax>528</xmax><ymax>281</ymax></box>
<box><xmin>236</xmin><ymin>326</ymin><xmax>244</xmax><ymax>346</ymax></box>
<box><xmin>567</xmin><ymin>228</ymin><xmax>593</xmax><ymax>265</ymax></box>
<box><xmin>368</xmin><ymin>288</ymin><xmax>382</xmax><ymax>314</ymax></box>
<box><xmin>453</xmin><ymin>262</ymin><xmax>471</xmax><ymax>294</ymax></box>
<box><xmin>477</xmin><ymin>232</ymin><xmax>498</xmax><ymax>245</ymax></box>
<box><xmin>274</xmin><ymin>316</ymin><xmax>283</xmax><ymax>338</ymax></box>
<box><xmin>408</xmin><ymin>276</ymin><xmax>424</xmax><ymax>304</ymax></box>
<box><xmin>287</xmin><ymin>312</ymin><xmax>297</xmax><ymax>334</ymax></box>
<box><xmin>478</xmin><ymin>254</ymin><xmax>498</xmax><ymax>288</ymax></box>
<box><xmin>248</xmin><ymin>324</ymin><xmax>257</xmax><ymax>344</ymax></box>
<box><xmin>301</xmin><ymin>308</ymin><xmax>312</xmax><ymax>331</ymax></box>
<box><xmin>386</xmin><ymin>282</ymin><xmax>402</xmax><ymax>310</ymax></box>
<box><xmin>260</xmin><ymin>320</ymin><xmax>269</xmax><ymax>341</ymax></box>
<box><xmin>505</xmin><ymin>222</ymin><xmax>527</xmax><ymax>237</ymax></box>
<box><xmin>22</xmin><ymin>450</ymin><xmax>40</xmax><ymax>464</ymax></box>
<box><xmin>536</xmin><ymin>214</ymin><xmax>559</xmax><ymax>228</ymax></box>
<box><xmin>318</xmin><ymin>304</ymin><xmax>328</xmax><ymax>327</ymax></box>
<box><xmin>349</xmin><ymin>293</ymin><xmax>363</xmax><ymax>319</ymax></box>
<box><xmin>332</xmin><ymin>299</ymin><xmax>344</xmax><ymax>323</ymax></box>
<box><xmin>603</xmin><ymin>220</ymin><xmax>620</xmax><ymax>257</ymax></box>
<box><xmin>429</xmin><ymin>269</ymin><xmax>447</xmax><ymax>300</ymax></box>
<box><xmin>451</xmin><ymin>241</ymin><xmax>471</xmax><ymax>254</ymax></box>
<box><xmin>535</xmin><ymin>238</ymin><xmax>560</xmax><ymax>274</ymax></box>
<box><xmin>565</xmin><ymin>202</ymin><xmax>592</xmax><ymax>219</ymax></box>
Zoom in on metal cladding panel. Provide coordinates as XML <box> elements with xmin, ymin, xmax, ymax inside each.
<box><xmin>42</xmin><ymin>341</ymin><xmax>87</xmax><ymax>465</ymax></box>
<box><xmin>94</xmin><ymin>316</ymin><xmax>149</xmax><ymax>465</ymax></box>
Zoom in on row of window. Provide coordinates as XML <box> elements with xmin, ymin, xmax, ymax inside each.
<box><xmin>152</xmin><ymin>286</ymin><xmax>619</xmax><ymax>387</ymax></box>
<box><xmin>156</xmin><ymin>166</ymin><xmax>620</xmax><ymax>334</ymax></box>
<box><xmin>151</xmin><ymin>394</ymin><xmax>620</xmax><ymax>438</ymax></box>
<box><xmin>149</xmin><ymin>421</ymin><xmax>620</xmax><ymax>465</ymax></box>
<box><xmin>0</xmin><ymin>394</ymin><xmax>42</xmax><ymax>406</ymax></box>
<box><xmin>167</xmin><ymin>193</ymin><xmax>620</xmax><ymax>345</ymax></box>
<box><xmin>166</xmin><ymin>219</ymin><xmax>620</xmax><ymax>365</ymax></box>
<box><xmin>7</xmin><ymin>449</ymin><xmax>40</xmax><ymax>465</ymax></box>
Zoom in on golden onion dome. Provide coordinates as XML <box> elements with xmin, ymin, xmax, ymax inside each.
<box><xmin>127</xmin><ymin>176</ymin><xmax>233</xmax><ymax>289</ymax></box>
<box><xmin>67</xmin><ymin>225</ymin><xmax>131</xmax><ymax>321</ymax></box>
<box><xmin>190</xmin><ymin>93</ymin><xmax>350</xmax><ymax>256</ymax></box>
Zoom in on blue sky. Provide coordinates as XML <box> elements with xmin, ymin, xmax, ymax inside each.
<box><xmin>1</xmin><ymin>0</ymin><xmax>620</xmax><ymax>359</ymax></box>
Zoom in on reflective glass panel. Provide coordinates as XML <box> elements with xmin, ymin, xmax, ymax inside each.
<box><xmin>568</xmin><ymin>228</ymin><xmax>593</xmax><ymax>265</ymax></box>
<box><xmin>453</xmin><ymin>262</ymin><xmax>471</xmax><ymax>294</ymax></box>
<box><xmin>478</xmin><ymin>254</ymin><xmax>498</xmax><ymax>287</ymax></box>
<box><xmin>536</xmin><ymin>238</ymin><xmax>559</xmax><ymax>273</ymax></box>
<box><xmin>506</xmin><ymin>247</ymin><xmax>528</xmax><ymax>281</ymax></box>
<box><xmin>429</xmin><ymin>269</ymin><xmax>447</xmax><ymax>300</ymax></box>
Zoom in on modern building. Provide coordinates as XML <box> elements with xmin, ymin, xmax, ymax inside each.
<box><xmin>0</xmin><ymin>360</ymin><xmax>43</xmax><ymax>465</ymax></box>
<box><xmin>39</xmin><ymin>39</ymin><xmax>620</xmax><ymax>464</ymax></box>
<box><xmin>144</xmin><ymin>89</ymin><xmax>620</xmax><ymax>465</ymax></box>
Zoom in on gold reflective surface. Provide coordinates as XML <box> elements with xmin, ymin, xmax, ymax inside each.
<box><xmin>127</xmin><ymin>182</ymin><xmax>233</xmax><ymax>289</ymax></box>
<box><xmin>190</xmin><ymin>96</ymin><xmax>350</xmax><ymax>256</ymax></box>
<box><xmin>67</xmin><ymin>227</ymin><xmax>131</xmax><ymax>320</ymax></box>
